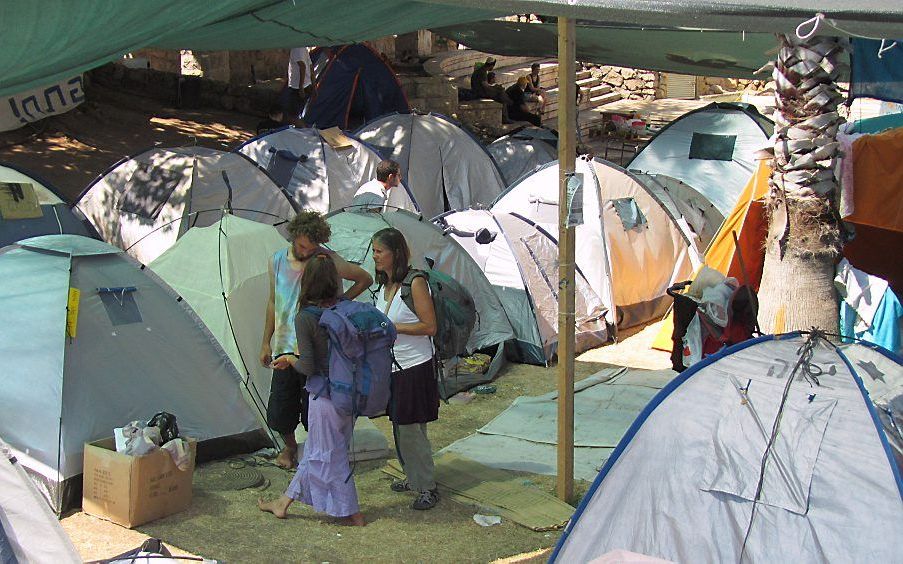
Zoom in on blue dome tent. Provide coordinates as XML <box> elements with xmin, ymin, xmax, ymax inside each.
<box><xmin>303</xmin><ymin>44</ymin><xmax>410</xmax><ymax>130</ymax></box>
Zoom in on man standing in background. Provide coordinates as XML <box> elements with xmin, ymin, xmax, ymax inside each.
<box><xmin>280</xmin><ymin>47</ymin><xmax>313</xmax><ymax>126</ymax></box>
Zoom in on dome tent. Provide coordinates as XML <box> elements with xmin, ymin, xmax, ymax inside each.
<box><xmin>436</xmin><ymin>207</ymin><xmax>609</xmax><ymax>365</ymax></box>
<box><xmin>76</xmin><ymin>146</ymin><xmax>297</xmax><ymax>264</ymax></box>
<box><xmin>236</xmin><ymin>125</ymin><xmax>418</xmax><ymax>213</ymax></box>
<box><xmin>627</xmin><ymin>102</ymin><xmax>773</xmax><ymax>216</ymax></box>
<box><xmin>552</xmin><ymin>333</ymin><xmax>903</xmax><ymax>563</ymax></box>
<box><xmin>149</xmin><ymin>214</ymin><xmax>289</xmax><ymax>442</ymax></box>
<box><xmin>355</xmin><ymin>112</ymin><xmax>507</xmax><ymax>219</ymax></box>
<box><xmin>325</xmin><ymin>207</ymin><xmax>515</xmax><ymax>396</ymax></box>
<box><xmin>0</xmin><ymin>162</ymin><xmax>98</xmax><ymax>247</ymax></box>
<box><xmin>487</xmin><ymin>126</ymin><xmax>558</xmax><ymax>186</ymax></box>
<box><xmin>303</xmin><ymin>44</ymin><xmax>410</xmax><ymax>131</ymax></box>
<box><xmin>493</xmin><ymin>157</ymin><xmax>700</xmax><ymax>331</ymax></box>
<box><xmin>0</xmin><ymin>235</ymin><xmax>267</xmax><ymax>513</ymax></box>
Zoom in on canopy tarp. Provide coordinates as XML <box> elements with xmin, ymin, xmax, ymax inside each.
<box><xmin>425</xmin><ymin>0</ymin><xmax>903</xmax><ymax>37</ymax></box>
<box><xmin>434</xmin><ymin>21</ymin><xmax>778</xmax><ymax>79</ymax></box>
<box><xmin>0</xmin><ymin>1</ymin><xmax>503</xmax><ymax>97</ymax></box>
<box><xmin>5</xmin><ymin>1</ymin><xmax>903</xmax><ymax>98</ymax></box>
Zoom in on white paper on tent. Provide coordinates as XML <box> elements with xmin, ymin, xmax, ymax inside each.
<box><xmin>566</xmin><ymin>172</ymin><xmax>583</xmax><ymax>227</ymax></box>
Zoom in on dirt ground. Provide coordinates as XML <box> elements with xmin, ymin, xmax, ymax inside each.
<box><xmin>4</xmin><ymin>88</ymin><xmax>672</xmax><ymax>562</ymax></box>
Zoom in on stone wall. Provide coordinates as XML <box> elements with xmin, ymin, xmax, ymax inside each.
<box><xmin>588</xmin><ymin>65</ymin><xmax>658</xmax><ymax>101</ymax></box>
<box><xmin>396</xmin><ymin>75</ymin><xmax>457</xmax><ymax>116</ymax></box>
<box><xmin>696</xmin><ymin>76</ymin><xmax>769</xmax><ymax>96</ymax></box>
<box><xmin>133</xmin><ymin>48</ymin><xmax>290</xmax><ymax>85</ymax></box>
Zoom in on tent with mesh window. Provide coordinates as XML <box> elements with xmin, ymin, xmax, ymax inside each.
<box><xmin>627</xmin><ymin>102</ymin><xmax>773</xmax><ymax>215</ymax></box>
<box><xmin>0</xmin><ymin>235</ymin><xmax>269</xmax><ymax>514</ymax></box>
<box><xmin>492</xmin><ymin>156</ymin><xmax>702</xmax><ymax>332</ymax></box>
<box><xmin>75</xmin><ymin>147</ymin><xmax>297</xmax><ymax>265</ymax></box>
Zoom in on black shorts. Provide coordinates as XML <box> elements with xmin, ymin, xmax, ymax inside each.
<box><xmin>266</xmin><ymin>360</ymin><xmax>310</xmax><ymax>434</ymax></box>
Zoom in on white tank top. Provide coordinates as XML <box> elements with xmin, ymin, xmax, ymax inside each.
<box><xmin>375</xmin><ymin>284</ymin><xmax>434</xmax><ymax>370</ymax></box>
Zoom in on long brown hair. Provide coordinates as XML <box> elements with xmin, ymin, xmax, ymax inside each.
<box><xmin>371</xmin><ymin>228</ymin><xmax>410</xmax><ymax>285</ymax></box>
<box><xmin>298</xmin><ymin>253</ymin><xmax>339</xmax><ymax>308</ymax></box>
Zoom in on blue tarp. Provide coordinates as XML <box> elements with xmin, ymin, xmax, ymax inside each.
<box><xmin>851</xmin><ymin>38</ymin><xmax>903</xmax><ymax>104</ymax></box>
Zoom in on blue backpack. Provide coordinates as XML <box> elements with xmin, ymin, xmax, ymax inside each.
<box><xmin>312</xmin><ymin>299</ymin><xmax>397</xmax><ymax>417</ymax></box>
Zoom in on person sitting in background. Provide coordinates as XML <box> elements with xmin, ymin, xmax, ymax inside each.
<box><xmin>256</xmin><ymin>105</ymin><xmax>285</xmax><ymax>135</ymax></box>
<box><xmin>505</xmin><ymin>77</ymin><xmax>542</xmax><ymax>127</ymax></box>
<box><xmin>470</xmin><ymin>57</ymin><xmax>497</xmax><ymax>99</ymax></box>
<box><xmin>258</xmin><ymin>254</ymin><xmax>366</xmax><ymax>526</ymax></box>
<box><xmin>524</xmin><ymin>63</ymin><xmax>546</xmax><ymax>116</ymax></box>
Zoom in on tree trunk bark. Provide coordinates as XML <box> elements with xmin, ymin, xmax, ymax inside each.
<box><xmin>757</xmin><ymin>34</ymin><xmax>844</xmax><ymax>334</ymax></box>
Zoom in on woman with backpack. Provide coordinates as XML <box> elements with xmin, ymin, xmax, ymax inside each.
<box><xmin>258</xmin><ymin>254</ymin><xmax>366</xmax><ymax>526</ymax></box>
<box><xmin>371</xmin><ymin>228</ymin><xmax>441</xmax><ymax>511</ymax></box>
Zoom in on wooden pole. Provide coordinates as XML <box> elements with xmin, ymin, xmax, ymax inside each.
<box><xmin>556</xmin><ymin>16</ymin><xmax>576</xmax><ymax>503</ymax></box>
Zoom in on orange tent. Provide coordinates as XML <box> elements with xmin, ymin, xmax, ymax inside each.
<box><xmin>652</xmin><ymin>161</ymin><xmax>769</xmax><ymax>350</ymax></box>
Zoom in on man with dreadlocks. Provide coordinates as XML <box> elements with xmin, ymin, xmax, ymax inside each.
<box><xmin>259</xmin><ymin>210</ymin><xmax>372</xmax><ymax>469</ymax></box>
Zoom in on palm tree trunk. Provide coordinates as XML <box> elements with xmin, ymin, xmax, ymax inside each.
<box><xmin>757</xmin><ymin>34</ymin><xmax>844</xmax><ymax>334</ymax></box>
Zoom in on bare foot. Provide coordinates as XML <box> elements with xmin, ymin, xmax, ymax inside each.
<box><xmin>337</xmin><ymin>512</ymin><xmax>366</xmax><ymax>527</ymax></box>
<box><xmin>274</xmin><ymin>447</ymin><xmax>297</xmax><ymax>469</ymax></box>
<box><xmin>258</xmin><ymin>496</ymin><xmax>292</xmax><ymax>519</ymax></box>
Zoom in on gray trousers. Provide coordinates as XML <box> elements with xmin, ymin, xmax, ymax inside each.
<box><xmin>393</xmin><ymin>422</ymin><xmax>436</xmax><ymax>492</ymax></box>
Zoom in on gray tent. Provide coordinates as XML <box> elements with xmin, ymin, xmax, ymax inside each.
<box><xmin>236</xmin><ymin>125</ymin><xmax>419</xmax><ymax>213</ymax></box>
<box><xmin>436</xmin><ymin>208</ymin><xmax>609</xmax><ymax>365</ymax></box>
<box><xmin>488</xmin><ymin>132</ymin><xmax>558</xmax><ymax>187</ymax></box>
<box><xmin>0</xmin><ymin>162</ymin><xmax>97</xmax><ymax>247</ymax></box>
<box><xmin>552</xmin><ymin>334</ymin><xmax>903</xmax><ymax>563</ymax></box>
<box><xmin>0</xmin><ymin>438</ymin><xmax>80</xmax><ymax>564</ymax></box>
<box><xmin>355</xmin><ymin>112</ymin><xmax>506</xmax><ymax>219</ymax></box>
<box><xmin>76</xmin><ymin>146</ymin><xmax>297</xmax><ymax>265</ymax></box>
<box><xmin>0</xmin><ymin>235</ymin><xmax>268</xmax><ymax>513</ymax></box>
<box><xmin>326</xmin><ymin>208</ymin><xmax>515</xmax><ymax>396</ymax></box>
<box><xmin>632</xmin><ymin>172</ymin><xmax>725</xmax><ymax>249</ymax></box>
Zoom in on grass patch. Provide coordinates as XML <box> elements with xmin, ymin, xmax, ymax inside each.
<box><xmin>139</xmin><ymin>359</ymin><xmax>610</xmax><ymax>562</ymax></box>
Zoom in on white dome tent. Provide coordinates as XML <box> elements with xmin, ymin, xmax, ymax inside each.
<box><xmin>76</xmin><ymin>146</ymin><xmax>297</xmax><ymax>264</ymax></box>
<box><xmin>326</xmin><ymin>207</ymin><xmax>515</xmax><ymax>396</ymax></box>
<box><xmin>627</xmin><ymin>102</ymin><xmax>773</xmax><ymax>215</ymax></box>
<box><xmin>355</xmin><ymin>112</ymin><xmax>506</xmax><ymax>219</ymax></box>
<box><xmin>552</xmin><ymin>333</ymin><xmax>903</xmax><ymax>563</ymax></box>
<box><xmin>236</xmin><ymin>125</ymin><xmax>418</xmax><ymax>213</ymax></box>
<box><xmin>0</xmin><ymin>235</ymin><xmax>267</xmax><ymax>514</ymax></box>
<box><xmin>493</xmin><ymin>157</ymin><xmax>700</xmax><ymax>331</ymax></box>
<box><xmin>436</xmin><ymin>208</ymin><xmax>609</xmax><ymax>365</ymax></box>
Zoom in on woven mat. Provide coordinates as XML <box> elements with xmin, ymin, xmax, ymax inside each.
<box><xmin>383</xmin><ymin>452</ymin><xmax>574</xmax><ymax>531</ymax></box>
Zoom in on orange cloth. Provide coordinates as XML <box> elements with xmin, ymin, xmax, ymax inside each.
<box><xmin>847</xmin><ymin>127</ymin><xmax>903</xmax><ymax>232</ymax></box>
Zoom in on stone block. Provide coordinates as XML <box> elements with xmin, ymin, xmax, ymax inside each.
<box><xmin>603</xmin><ymin>72</ymin><xmax>624</xmax><ymax>87</ymax></box>
<box><xmin>624</xmin><ymin>78</ymin><xmax>645</xmax><ymax>91</ymax></box>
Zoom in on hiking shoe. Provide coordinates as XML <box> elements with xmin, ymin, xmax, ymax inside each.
<box><xmin>390</xmin><ymin>479</ymin><xmax>412</xmax><ymax>493</ymax></box>
<box><xmin>412</xmin><ymin>489</ymin><xmax>440</xmax><ymax>510</ymax></box>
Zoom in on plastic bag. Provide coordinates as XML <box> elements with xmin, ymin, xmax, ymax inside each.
<box><xmin>161</xmin><ymin>438</ymin><xmax>191</xmax><ymax>471</ymax></box>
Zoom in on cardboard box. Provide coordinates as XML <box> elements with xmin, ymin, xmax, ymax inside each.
<box><xmin>82</xmin><ymin>437</ymin><xmax>196</xmax><ymax>528</ymax></box>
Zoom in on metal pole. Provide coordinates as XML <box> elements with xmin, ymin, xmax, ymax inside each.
<box><xmin>556</xmin><ymin>16</ymin><xmax>576</xmax><ymax>503</ymax></box>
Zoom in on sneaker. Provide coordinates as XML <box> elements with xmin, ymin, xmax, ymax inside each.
<box><xmin>412</xmin><ymin>489</ymin><xmax>440</xmax><ymax>510</ymax></box>
<box><xmin>390</xmin><ymin>479</ymin><xmax>412</xmax><ymax>493</ymax></box>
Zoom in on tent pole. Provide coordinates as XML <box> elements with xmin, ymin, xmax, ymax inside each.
<box><xmin>556</xmin><ymin>16</ymin><xmax>576</xmax><ymax>503</ymax></box>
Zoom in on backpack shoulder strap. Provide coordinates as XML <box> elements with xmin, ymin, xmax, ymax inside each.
<box><xmin>399</xmin><ymin>268</ymin><xmax>428</xmax><ymax>312</ymax></box>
